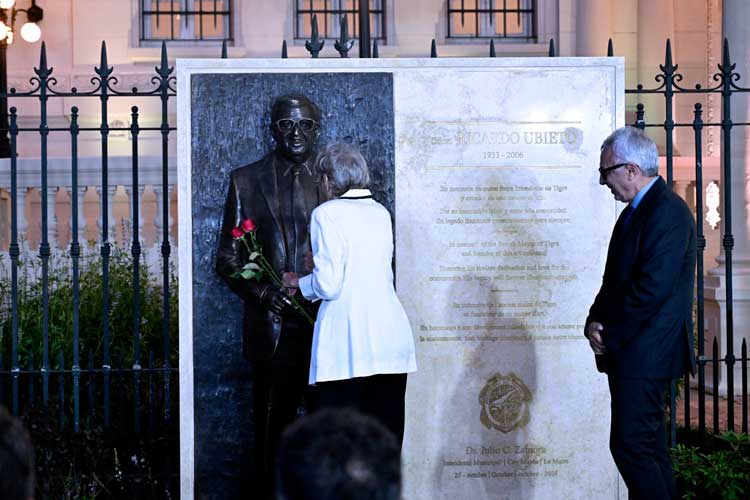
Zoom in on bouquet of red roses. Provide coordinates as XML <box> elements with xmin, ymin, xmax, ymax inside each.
<box><xmin>230</xmin><ymin>218</ymin><xmax>314</xmax><ymax>326</ymax></box>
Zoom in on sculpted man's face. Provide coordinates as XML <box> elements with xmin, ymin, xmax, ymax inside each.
<box><xmin>271</xmin><ymin>101</ymin><xmax>320</xmax><ymax>163</ymax></box>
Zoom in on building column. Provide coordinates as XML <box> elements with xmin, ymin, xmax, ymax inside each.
<box><xmin>168</xmin><ymin>185</ymin><xmax>176</xmax><ymax>245</ymax></box>
<box><xmin>137</xmin><ymin>185</ymin><xmax>145</xmax><ymax>234</ymax></box>
<box><xmin>108</xmin><ymin>186</ymin><xmax>119</xmax><ymax>244</ymax></box>
<box><xmin>152</xmin><ymin>185</ymin><xmax>164</xmax><ymax>235</ymax></box>
<box><xmin>672</xmin><ymin>180</ymin><xmax>692</xmax><ymax>208</ymax></box>
<box><xmin>15</xmin><ymin>187</ymin><xmax>27</xmax><ymax>252</ymax></box>
<box><xmin>95</xmin><ymin>186</ymin><xmax>118</xmax><ymax>243</ymax></box>
<box><xmin>637</xmin><ymin>0</ymin><xmax>674</xmax><ymax>151</ymax></box>
<box><xmin>46</xmin><ymin>187</ymin><xmax>58</xmax><ymax>250</ymax></box>
<box><xmin>575</xmin><ymin>0</ymin><xmax>612</xmax><ymax>57</ymax></box>
<box><xmin>0</xmin><ymin>189</ymin><xmax>7</xmax><ymax>250</ymax></box>
<box><xmin>76</xmin><ymin>186</ymin><xmax>87</xmax><ymax>243</ymax></box>
<box><xmin>705</xmin><ymin>0</ymin><xmax>750</xmax><ymax>398</ymax></box>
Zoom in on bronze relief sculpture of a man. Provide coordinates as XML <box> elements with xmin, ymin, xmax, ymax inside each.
<box><xmin>216</xmin><ymin>94</ymin><xmax>325</xmax><ymax>495</ymax></box>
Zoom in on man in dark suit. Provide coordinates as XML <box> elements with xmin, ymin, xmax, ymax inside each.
<box><xmin>585</xmin><ymin>127</ymin><xmax>696</xmax><ymax>500</ymax></box>
<box><xmin>216</xmin><ymin>94</ymin><xmax>326</xmax><ymax>496</ymax></box>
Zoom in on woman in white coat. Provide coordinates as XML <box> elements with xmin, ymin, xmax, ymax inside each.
<box><xmin>282</xmin><ymin>143</ymin><xmax>417</xmax><ymax>449</ymax></box>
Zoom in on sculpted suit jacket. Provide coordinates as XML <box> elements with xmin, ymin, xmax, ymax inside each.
<box><xmin>216</xmin><ymin>152</ymin><xmax>324</xmax><ymax>361</ymax></box>
<box><xmin>586</xmin><ymin>177</ymin><xmax>697</xmax><ymax>378</ymax></box>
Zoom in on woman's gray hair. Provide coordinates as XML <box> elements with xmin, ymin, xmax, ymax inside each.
<box><xmin>600</xmin><ymin>126</ymin><xmax>659</xmax><ymax>176</ymax></box>
<box><xmin>315</xmin><ymin>143</ymin><xmax>371</xmax><ymax>197</ymax></box>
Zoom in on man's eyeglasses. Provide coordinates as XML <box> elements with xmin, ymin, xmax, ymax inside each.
<box><xmin>273</xmin><ymin>118</ymin><xmax>318</xmax><ymax>133</ymax></box>
<box><xmin>598</xmin><ymin>162</ymin><xmax>630</xmax><ymax>176</ymax></box>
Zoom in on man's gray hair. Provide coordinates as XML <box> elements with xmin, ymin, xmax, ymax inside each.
<box><xmin>600</xmin><ymin>126</ymin><xmax>659</xmax><ymax>176</ymax></box>
<box><xmin>316</xmin><ymin>143</ymin><xmax>371</xmax><ymax>197</ymax></box>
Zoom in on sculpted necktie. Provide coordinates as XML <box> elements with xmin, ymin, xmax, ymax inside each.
<box><xmin>290</xmin><ymin>165</ymin><xmax>308</xmax><ymax>273</ymax></box>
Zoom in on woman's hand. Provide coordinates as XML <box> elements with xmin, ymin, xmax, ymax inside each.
<box><xmin>282</xmin><ymin>272</ymin><xmax>299</xmax><ymax>296</ymax></box>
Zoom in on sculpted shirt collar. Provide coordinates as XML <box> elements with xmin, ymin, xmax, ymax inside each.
<box><xmin>339</xmin><ymin>189</ymin><xmax>372</xmax><ymax>199</ymax></box>
<box><xmin>280</xmin><ymin>158</ymin><xmax>314</xmax><ymax>177</ymax></box>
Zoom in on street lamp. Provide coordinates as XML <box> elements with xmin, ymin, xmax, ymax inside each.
<box><xmin>0</xmin><ymin>0</ymin><xmax>43</xmax><ymax>158</ymax></box>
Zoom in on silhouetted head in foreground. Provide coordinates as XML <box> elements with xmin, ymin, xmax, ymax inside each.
<box><xmin>0</xmin><ymin>405</ymin><xmax>35</xmax><ymax>500</ymax></box>
<box><xmin>276</xmin><ymin>408</ymin><xmax>401</xmax><ymax>500</ymax></box>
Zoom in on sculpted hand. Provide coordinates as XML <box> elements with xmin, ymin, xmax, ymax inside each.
<box><xmin>587</xmin><ymin>322</ymin><xmax>606</xmax><ymax>355</ymax></box>
<box><xmin>282</xmin><ymin>272</ymin><xmax>299</xmax><ymax>296</ymax></box>
<box><xmin>262</xmin><ymin>287</ymin><xmax>294</xmax><ymax>316</ymax></box>
<box><xmin>303</xmin><ymin>251</ymin><xmax>315</xmax><ymax>273</ymax></box>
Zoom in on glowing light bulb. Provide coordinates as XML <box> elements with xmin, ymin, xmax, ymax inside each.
<box><xmin>0</xmin><ymin>0</ymin><xmax>16</xmax><ymax>10</ymax></box>
<box><xmin>20</xmin><ymin>22</ymin><xmax>41</xmax><ymax>43</ymax></box>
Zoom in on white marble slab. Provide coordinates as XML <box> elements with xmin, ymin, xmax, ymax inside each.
<box><xmin>393</xmin><ymin>61</ymin><xmax>623</xmax><ymax>500</ymax></box>
<box><xmin>177</xmin><ymin>57</ymin><xmax>624</xmax><ymax>500</ymax></box>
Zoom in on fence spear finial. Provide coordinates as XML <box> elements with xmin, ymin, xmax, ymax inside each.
<box><xmin>160</xmin><ymin>40</ymin><xmax>167</xmax><ymax>66</ymax></box>
<box><xmin>281</xmin><ymin>40</ymin><xmax>288</xmax><ymax>59</ymax></box>
<box><xmin>221</xmin><ymin>40</ymin><xmax>227</xmax><ymax>59</ymax></box>
<box><xmin>548</xmin><ymin>38</ymin><xmax>556</xmax><ymax>57</ymax></box>
<box><xmin>490</xmin><ymin>39</ymin><xmax>496</xmax><ymax>57</ymax></box>
<box><xmin>607</xmin><ymin>38</ymin><xmax>613</xmax><ymax>57</ymax></box>
<box><xmin>662</xmin><ymin>38</ymin><xmax>676</xmax><ymax>73</ymax></box>
<box><xmin>100</xmin><ymin>40</ymin><xmax>108</xmax><ymax>70</ymax></box>
<box><xmin>39</xmin><ymin>41</ymin><xmax>47</xmax><ymax>70</ymax></box>
<box><xmin>35</xmin><ymin>40</ymin><xmax>52</xmax><ymax>78</ymax></box>
<box><xmin>305</xmin><ymin>14</ymin><xmax>325</xmax><ymax>58</ymax></box>
<box><xmin>334</xmin><ymin>15</ymin><xmax>354</xmax><ymax>58</ymax></box>
<box><xmin>722</xmin><ymin>37</ymin><xmax>732</xmax><ymax>70</ymax></box>
<box><xmin>372</xmin><ymin>38</ymin><xmax>379</xmax><ymax>58</ymax></box>
<box><xmin>431</xmin><ymin>39</ymin><xmax>437</xmax><ymax>58</ymax></box>
<box><xmin>93</xmin><ymin>41</ymin><xmax>113</xmax><ymax>81</ymax></box>
<box><xmin>155</xmin><ymin>40</ymin><xmax>172</xmax><ymax>80</ymax></box>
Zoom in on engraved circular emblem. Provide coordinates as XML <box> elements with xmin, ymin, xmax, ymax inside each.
<box><xmin>479</xmin><ymin>373</ymin><xmax>532</xmax><ymax>433</ymax></box>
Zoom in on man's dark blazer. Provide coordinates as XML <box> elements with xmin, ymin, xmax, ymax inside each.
<box><xmin>586</xmin><ymin>176</ymin><xmax>697</xmax><ymax>378</ymax></box>
<box><xmin>216</xmin><ymin>151</ymin><xmax>324</xmax><ymax>361</ymax></box>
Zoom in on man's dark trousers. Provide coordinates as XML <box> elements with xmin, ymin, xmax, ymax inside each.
<box><xmin>608</xmin><ymin>376</ymin><xmax>676</xmax><ymax>500</ymax></box>
<box><xmin>251</xmin><ymin>316</ymin><xmax>313</xmax><ymax>498</ymax></box>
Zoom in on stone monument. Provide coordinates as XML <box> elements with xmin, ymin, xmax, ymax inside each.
<box><xmin>177</xmin><ymin>57</ymin><xmax>624</xmax><ymax>499</ymax></box>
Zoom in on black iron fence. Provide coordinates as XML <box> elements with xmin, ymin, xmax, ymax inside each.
<box><xmin>0</xmin><ymin>40</ymin><xmax>181</xmax><ymax>496</ymax></box>
<box><xmin>0</xmin><ymin>13</ymin><xmax>747</xmax><ymax>494</ymax></box>
<box><xmin>0</xmin><ymin>40</ymin><xmax>177</xmax><ymax>422</ymax></box>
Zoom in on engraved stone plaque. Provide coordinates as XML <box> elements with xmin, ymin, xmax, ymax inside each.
<box><xmin>395</xmin><ymin>60</ymin><xmax>624</xmax><ymax>500</ymax></box>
